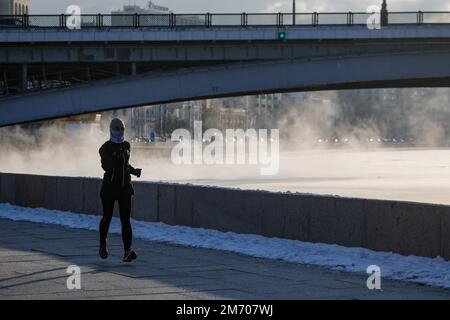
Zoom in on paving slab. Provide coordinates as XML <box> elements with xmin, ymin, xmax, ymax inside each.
<box><xmin>1</xmin><ymin>218</ymin><xmax>450</xmax><ymax>300</ymax></box>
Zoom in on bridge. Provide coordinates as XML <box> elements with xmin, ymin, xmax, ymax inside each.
<box><xmin>1</xmin><ymin>11</ymin><xmax>450</xmax><ymax>126</ymax></box>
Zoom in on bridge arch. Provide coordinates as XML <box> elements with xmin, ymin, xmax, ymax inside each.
<box><xmin>1</xmin><ymin>50</ymin><xmax>450</xmax><ymax>127</ymax></box>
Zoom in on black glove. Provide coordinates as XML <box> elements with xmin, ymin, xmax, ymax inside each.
<box><xmin>135</xmin><ymin>168</ymin><xmax>142</xmax><ymax>178</ymax></box>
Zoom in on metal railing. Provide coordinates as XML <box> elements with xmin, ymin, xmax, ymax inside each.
<box><xmin>0</xmin><ymin>11</ymin><xmax>450</xmax><ymax>29</ymax></box>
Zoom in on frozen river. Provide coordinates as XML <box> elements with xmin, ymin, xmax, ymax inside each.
<box><xmin>2</xmin><ymin>143</ymin><xmax>450</xmax><ymax>206</ymax></box>
<box><xmin>143</xmin><ymin>148</ymin><xmax>450</xmax><ymax>206</ymax></box>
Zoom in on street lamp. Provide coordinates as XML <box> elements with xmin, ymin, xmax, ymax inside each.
<box><xmin>293</xmin><ymin>0</ymin><xmax>296</xmax><ymax>25</ymax></box>
<box><xmin>381</xmin><ymin>0</ymin><xmax>388</xmax><ymax>26</ymax></box>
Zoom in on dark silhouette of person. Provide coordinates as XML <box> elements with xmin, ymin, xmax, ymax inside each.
<box><xmin>99</xmin><ymin>118</ymin><xmax>142</xmax><ymax>262</ymax></box>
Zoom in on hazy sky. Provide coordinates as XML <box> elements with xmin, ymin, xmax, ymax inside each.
<box><xmin>30</xmin><ymin>0</ymin><xmax>450</xmax><ymax>14</ymax></box>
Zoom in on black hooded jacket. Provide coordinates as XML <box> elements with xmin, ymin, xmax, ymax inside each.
<box><xmin>99</xmin><ymin>140</ymin><xmax>140</xmax><ymax>196</ymax></box>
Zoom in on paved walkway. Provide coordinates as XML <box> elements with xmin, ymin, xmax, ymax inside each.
<box><xmin>1</xmin><ymin>218</ymin><xmax>450</xmax><ymax>300</ymax></box>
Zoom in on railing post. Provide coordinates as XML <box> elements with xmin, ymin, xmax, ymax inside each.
<box><xmin>170</xmin><ymin>13</ymin><xmax>175</xmax><ymax>28</ymax></box>
<box><xmin>241</xmin><ymin>12</ymin><xmax>248</xmax><ymax>27</ymax></box>
<box><xmin>60</xmin><ymin>13</ymin><xmax>65</xmax><ymax>28</ymax></box>
<box><xmin>347</xmin><ymin>11</ymin><xmax>353</xmax><ymax>25</ymax></box>
<box><xmin>206</xmin><ymin>13</ymin><xmax>211</xmax><ymax>27</ymax></box>
<box><xmin>23</xmin><ymin>14</ymin><xmax>28</xmax><ymax>29</ymax></box>
<box><xmin>313</xmin><ymin>12</ymin><xmax>318</xmax><ymax>26</ymax></box>
<box><xmin>417</xmin><ymin>11</ymin><xmax>423</xmax><ymax>25</ymax></box>
<box><xmin>277</xmin><ymin>12</ymin><xmax>282</xmax><ymax>26</ymax></box>
<box><xmin>134</xmin><ymin>13</ymin><xmax>139</xmax><ymax>28</ymax></box>
<box><xmin>96</xmin><ymin>13</ymin><xmax>101</xmax><ymax>29</ymax></box>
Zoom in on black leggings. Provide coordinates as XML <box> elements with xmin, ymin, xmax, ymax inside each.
<box><xmin>100</xmin><ymin>192</ymin><xmax>133</xmax><ymax>251</ymax></box>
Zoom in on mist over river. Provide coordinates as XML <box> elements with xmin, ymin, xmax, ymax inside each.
<box><xmin>152</xmin><ymin>148</ymin><xmax>450</xmax><ymax>205</ymax></box>
<box><xmin>1</xmin><ymin>128</ymin><xmax>450</xmax><ymax>205</ymax></box>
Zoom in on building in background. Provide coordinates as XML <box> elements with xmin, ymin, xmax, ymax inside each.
<box><xmin>335</xmin><ymin>88</ymin><xmax>434</xmax><ymax>138</ymax></box>
<box><xmin>111</xmin><ymin>1</ymin><xmax>171</xmax><ymax>15</ymax></box>
<box><xmin>98</xmin><ymin>86</ymin><xmax>450</xmax><ymax>147</ymax></box>
<box><xmin>0</xmin><ymin>0</ymin><xmax>29</xmax><ymax>15</ymax></box>
<box><xmin>111</xmin><ymin>1</ymin><xmax>172</xmax><ymax>27</ymax></box>
<box><xmin>126</xmin><ymin>101</ymin><xmax>203</xmax><ymax>142</ymax></box>
<box><xmin>217</xmin><ymin>107</ymin><xmax>247</xmax><ymax>131</ymax></box>
<box><xmin>0</xmin><ymin>0</ymin><xmax>30</xmax><ymax>15</ymax></box>
<box><xmin>55</xmin><ymin>114</ymin><xmax>103</xmax><ymax>138</ymax></box>
<box><xmin>245</xmin><ymin>94</ymin><xmax>284</xmax><ymax>129</ymax></box>
<box><xmin>203</xmin><ymin>94</ymin><xmax>286</xmax><ymax>132</ymax></box>
<box><xmin>111</xmin><ymin>1</ymin><xmax>203</xmax><ymax>27</ymax></box>
<box><xmin>130</xmin><ymin>104</ymin><xmax>168</xmax><ymax>141</ymax></box>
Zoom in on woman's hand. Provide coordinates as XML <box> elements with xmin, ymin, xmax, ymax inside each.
<box><xmin>129</xmin><ymin>166</ymin><xmax>142</xmax><ymax>178</ymax></box>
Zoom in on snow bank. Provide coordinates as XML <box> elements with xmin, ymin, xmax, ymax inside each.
<box><xmin>1</xmin><ymin>203</ymin><xmax>450</xmax><ymax>288</ymax></box>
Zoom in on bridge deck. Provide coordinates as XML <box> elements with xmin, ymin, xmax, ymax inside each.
<box><xmin>2</xmin><ymin>25</ymin><xmax>450</xmax><ymax>43</ymax></box>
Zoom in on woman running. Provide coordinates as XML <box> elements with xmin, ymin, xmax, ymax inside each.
<box><xmin>99</xmin><ymin>118</ymin><xmax>142</xmax><ymax>262</ymax></box>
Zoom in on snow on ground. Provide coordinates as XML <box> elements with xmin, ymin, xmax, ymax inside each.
<box><xmin>1</xmin><ymin>203</ymin><xmax>450</xmax><ymax>289</ymax></box>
